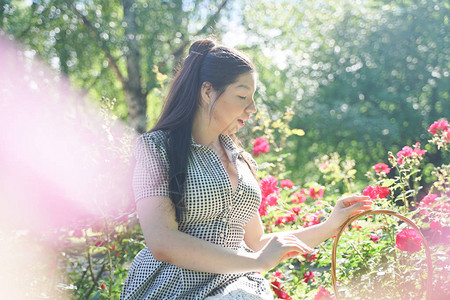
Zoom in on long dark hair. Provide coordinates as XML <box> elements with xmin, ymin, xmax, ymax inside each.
<box><xmin>151</xmin><ymin>39</ymin><xmax>256</xmax><ymax>222</ymax></box>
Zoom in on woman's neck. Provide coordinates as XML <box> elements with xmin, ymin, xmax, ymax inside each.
<box><xmin>192</xmin><ymin>109</ymin><xmax>220</xmax><ymax>147</ymax></box>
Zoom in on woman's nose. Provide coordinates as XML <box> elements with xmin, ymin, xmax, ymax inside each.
<box><xmin>246</xmin><ymin>99</ymin><xmax>257</xmax><ymax>114</ymax></box>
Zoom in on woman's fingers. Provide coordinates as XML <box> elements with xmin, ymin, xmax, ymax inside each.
<box><xmin>341</xmin><ymin>195</ymin><xmax>371</xmax><ymax>207</ymax></box>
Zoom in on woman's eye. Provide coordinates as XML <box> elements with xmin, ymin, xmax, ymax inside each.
<box><xmin>238</xmin><ymin>96</ymin><xmax>247</xmax><ymax>100</ymax></box>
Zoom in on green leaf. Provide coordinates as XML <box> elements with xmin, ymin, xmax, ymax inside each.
<box><xmin>91</xmin><ymin>291</ymin><xmax>101</xmax><ymax>300</ymax></box>
<box><xmin>382</xmin><ymin>179</ymin><xmax>396</xmax><ymax>187</ymax></box>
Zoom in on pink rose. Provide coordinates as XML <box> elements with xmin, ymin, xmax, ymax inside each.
<box><xmin>280</xmin><ymin>179</ymin><xmax>294</xmax><ymax>188</ymax></box>
<box><xmin>370</xmin><ymin>234</ymin><xmax>380</xmax><ymax>243</ymax></box>
<box><xmin>396</xmin><ymin>228</ymin><xmax>422</xmax><ymax>253</ymax></box>
<box><xmin>253</xmin><ymin>137</ymin><xmax>270</xmax><ymax>156</ymax></box>
<box><xmin>373</xmin><ymin>163</ymin><xmax>391</xmax><ymax>174</ymax></box>
<box><xmin>363</xmin><ymin>185</ymin><xmax>390</xmax><ymax>200</ymax></box>
<box><xmin>309</xmin><ymin>187</ymin><xmax>324</xmax><ymax>199</ymax></box>
<box><xmin>314</xmin><ymin>286</ymin><xmax>334</xmax><ymax>300</ymax></box>
<box><xmin>396</xmin><ymin>143</ymin><xmax>426</xmax><ymax>164</ymax></box>
<box><xmin>429</xmin><ymin>119</ymin><xmax>449</xmax><ymax>135</ymax></box>
<box><xmin>260</xmin><ymin>176</ymin><xmax>279</xmax><ymax>198</ymax></box>
<box><xmin>291</xmin><ymin>191</ymin><xmax>306</xmax><ymax>203</ymax></box>
<box><xmin>421</xmin><ymin>194</ymin><xmax>438</xmax><ymax>206</ymax></box>
<box><xmin>430</xmin><ymin>220</ymin><xmax>442</xmax><ymax>231</ymax></box>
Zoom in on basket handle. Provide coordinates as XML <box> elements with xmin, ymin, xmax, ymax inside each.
<box><xmin>331</xmin><ymin>209</ymin><xmax>433</xmax><ymax>300</ymax></box>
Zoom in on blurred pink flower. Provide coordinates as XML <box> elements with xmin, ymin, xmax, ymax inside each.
<box><xmin>280</xmin><ymin>179</ymin><xmax>294</xmax><ymax>188</ymax></box>
<box><xmin>291</xmin><ymin>207</ymin><xmax>302</xmax><ymax>215</ymax></box>
<box><xmin>370</xmin><ymin>234</ymin><xmax>380</xmax><ymax>243</ymax></box>
<box><xmin>291</xmin><ymin>190</ymin><xmax>307</xmax><ymax>203</ymax></box>
<box><xmin>429</xmin><ymin>119</ymin><xmax>449</xmax><ymax>135</ymax></box>
<box><xmin>314</xmin><ymin>286</ymin><xmax>334</xmax><ymax>300</ymax></box>
<box><xmin>273</xmin><ymin>270</ymin><xmax>286</xmax><ymax>279</ymax></box>
<box><xmin>303</xmin><ymin>271</ymin><xmax>315</xmax><ymax>283</ymax></box>
<box><xmin>422</xmin><ymin>194</ymin><xmax>439</xmax><ymax>206</ymax></box>
<box><xmin>271</xmin><ymin>279</ymin><xmax>292</xmax><ymax>300</ymax></box>
<box><xmin>373</xmin><ymin>163</ymin><xmax>391</xmax><ymax>174</ymax></box>
<box><xmin>275</xmin><ymin>213</ymin><xmax>297</xmax><ymax>226</ymax></box>
<box><xmin>260</xmin><ymin>176</ymin><xmax>279</xmax><ymax>198</ymax></box>
<box><xmin>362</xmin><ymin>185</ymin><xmax>390</xmax><ymax>200</ymax></box>
<box><xmin>253</xmin><ymin>137</ymin><xmax>270</xmax><ymax>156</ymax></box>
<box><xmin>302</xmin><ymin>252</ymin><xmax>319</xmax><ymax>262</ymax></box>
<box><xmin>309</xmin><ymin>187</ymin><xmax>324</xmax><ymax>199</ymax></box>
<box><xmin>396</xmin><ymin>228</ymin><xmax>422</xmax><ymax>253</ymax></box>
<box><xmin>396</xmin><ymin>143</ymin><xmax>426</xmax><ymax>164</ymax></box>
<box><xmin>430</xmin><ymin>220</ymin><xmax>442</xmax><ymax>231</ymax></box>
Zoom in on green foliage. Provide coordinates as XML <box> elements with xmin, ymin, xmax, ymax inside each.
<box><xmin>1</xmin><ymin>0</ymin><xmax>231</xmax><ymax>125</ymax></box>
<box><xmin>240</xmin><ymin>0</ymin><xmax>450</xmax><ymax>183</ymax></box>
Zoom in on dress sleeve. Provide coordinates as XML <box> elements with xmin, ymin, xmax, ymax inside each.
<box><xmin>132</xmin><ymin>134</ymin><xmax>170</xmax><ymax>203</ymax></box>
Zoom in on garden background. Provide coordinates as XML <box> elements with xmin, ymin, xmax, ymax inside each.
<box><xmin>0</xmin><ymin>0</ymin><xmax>449</xmax><ymax>299</ymax></box>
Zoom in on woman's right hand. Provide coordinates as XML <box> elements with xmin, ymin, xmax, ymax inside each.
<box><xmin>256</xmin><ymin>234</ymin><xmax>314</xmax><ymax>271</ymax></box>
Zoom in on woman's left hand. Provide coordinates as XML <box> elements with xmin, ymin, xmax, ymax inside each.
<box><xmin>326</xmin><ymin>195</ymin><xmax>373</xmax><ymax>235</ymax></box>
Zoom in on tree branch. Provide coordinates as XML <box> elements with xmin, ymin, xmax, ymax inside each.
<box><xmin>156</xmin><ymin>0</ymin><xmax>229</xmax><ymax>71</ymax></box>
<box><xmin>68</xmin><ymin>2</ymin><xmax>127</xmax><ymax>88</ymax></box>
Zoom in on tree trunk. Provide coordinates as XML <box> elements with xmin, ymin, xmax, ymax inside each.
<box><xmin>122</xmin><ymin>0</ymin><xmax>147</xmax><ymax>133</ymax></box>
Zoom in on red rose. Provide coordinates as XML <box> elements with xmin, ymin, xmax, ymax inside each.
<box><xmin>376</xmin><ymin>186</ymin><xmax>390</xmax><ymax>199</ymax></box>
<box><xmin>280</xmin><ymin>179</ymin><xmax>294</xmax><ymax>188</ymax></box>
<box><xmin>396</xmin><ymin>228</ymin><xmax>423</xmax><ymax>253</ymax></box>
<box><xmin>271</xmin><ymin>279</ymin><xmax>292</xmax><ymax>299</ymax></box>
<box><xmin>291</xmin><ymin>191</ymin><xmax>306</xmax><ymax>203</ymax></box>
<box><xmin>362</xmin><ymin>185</ymin><xmax>390</xmax><ymax>199</ymax></box>
<box><xmin>303</xmin><ymin>271</ymin><xmax>315</xmax><ymax>283</ymax></box>
<box><xmin>273</xmin><ymin>270</ymin><xmax>286</xmax><ymax>279</ymax></box>
<box><xmin>362</xmin><ymin>186</ymin><xmax>377</xmax><ymax>199</ymax></box>
<box><xmin>265</xmin><ymin>194</ymin><xmax>279</xmax><ymax>206</ymax></box>
<box><xmin>275</xmin><ymin>213</ymin><xmax>297</xmax><ymax>226</ymax></box>
<box><xmin>291</xmin><ymin>207</ymin><xmax>302</xmax><ymax>215</ymax></box>
<box><xmin>302</xmin><ymin>252</ymin><xmax>319</xmax><ymax>262</ymax></box>
<box><xmin>309</xmin><ymin>187</ymin><xmax>324</xmax><ymax>199</ymax></box>
<box><xmin>370</xmin><ymin>234</ymin><xmax>380</xmax><ymax>243</ymax></box>
<box><xmin>258</xmin><ymin>203</ymin><xmax>267</xmax><ymax>216</ymax></box>
<box><xmin>373</xmin><ymin>163</ymin><xmax>391</xmax><ymax>174</ymax></box>
<box><xmin>100</xmin><ymin>284</ymin><xmax>106</xmax><ymax>290</ymax></box>
<box><xmin>260</xmin><ymin>176</ymin><xmax>279</xmax><ymax>198</ymax></box>
<box><xmin>253</xmin><ymin>137</ymin><xmax>270</xmax><ymax>156</ymax></box>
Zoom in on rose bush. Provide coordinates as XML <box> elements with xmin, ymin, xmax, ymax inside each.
<box><xmin>252</xmin><ymin>119</ymin><xmax>449</xmax><ymax>299</ymax></box>
<box><xmin>15</xmin><ymin>103</ymin><xmax>448</xmax><ymax>299</ymax></box>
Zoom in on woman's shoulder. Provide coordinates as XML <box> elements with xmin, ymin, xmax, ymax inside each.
<box><xmin>140</xmin><ymin>130</ymin><xmax>168</xmax><ymax>144</ymax></box>
<box><xmin>134</xmin><ymin>130</ymin><xmax>169</xmax><ymax>154</ymax></box>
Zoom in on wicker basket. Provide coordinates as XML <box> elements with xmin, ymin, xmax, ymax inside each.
<box><xmin>331</xmin><ymin>209</ymin><xmax>433</xmax><ymax>300</ymax></box>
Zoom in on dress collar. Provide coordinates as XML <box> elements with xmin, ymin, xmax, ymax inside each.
<box><xmin>191</xmin><ymin>134</ymin><xmax>244</xmax><ymax>158</ymax></box>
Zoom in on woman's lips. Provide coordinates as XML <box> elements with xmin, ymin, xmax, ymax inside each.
<box><xmin>238</xmin><ymin>119</ymin><xmax>245</xmax><ymax>127</ymax></box>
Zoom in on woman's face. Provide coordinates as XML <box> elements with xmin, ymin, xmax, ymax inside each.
<box><xmin>209</xmin><ymin>72</ymin><xmax>257</xmax><ymax>135</ymax></box>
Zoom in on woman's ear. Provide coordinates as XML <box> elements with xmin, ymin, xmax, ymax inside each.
<box><xmin>200</xmin><ymin>81</ymin><xmax>213</xmax><ymax>106</ymax></box>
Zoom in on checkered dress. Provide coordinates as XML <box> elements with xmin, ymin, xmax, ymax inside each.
<box><xmin>120</xmin><ymin>130</ymin><xmax>274</xmax><ymax>300</ymax></box>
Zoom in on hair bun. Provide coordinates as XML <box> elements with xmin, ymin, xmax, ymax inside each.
<box><xmin>188</xmin><ymin>39</ymin><xmax>216</xmax><ymax>56</ymax></box>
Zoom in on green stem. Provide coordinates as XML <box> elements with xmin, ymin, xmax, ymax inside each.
<box><xmin>104</xmin><ymin>218</ymin><xmax>114</xmax><ymax>299</ymax></box>
<box><xmin>348</xmin><ymin>241</ymin><xmax>369</xmax><ymax>269</ymax></box>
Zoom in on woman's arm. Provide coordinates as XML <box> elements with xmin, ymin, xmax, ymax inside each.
<box><xmin>244</xmin><ymin>195</ymin><xmax>372</xmax><ymax>252</ymax></box>
<box><xmin>137</xmin><ymin>195</ymin><xmax>313</xmax><ymax>274</ymax></box>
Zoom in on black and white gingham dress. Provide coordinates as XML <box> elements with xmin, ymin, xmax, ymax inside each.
<box><xmin>120</xmin><ymin>130</ymin><xmax>274</xmax><ymax>300</ymax></box>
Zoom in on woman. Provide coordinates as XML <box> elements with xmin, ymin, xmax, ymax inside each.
<box><xmin>120</xmin><ymin>39</ymin><xmax>372</xmax><ymax>300</ymax></box>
